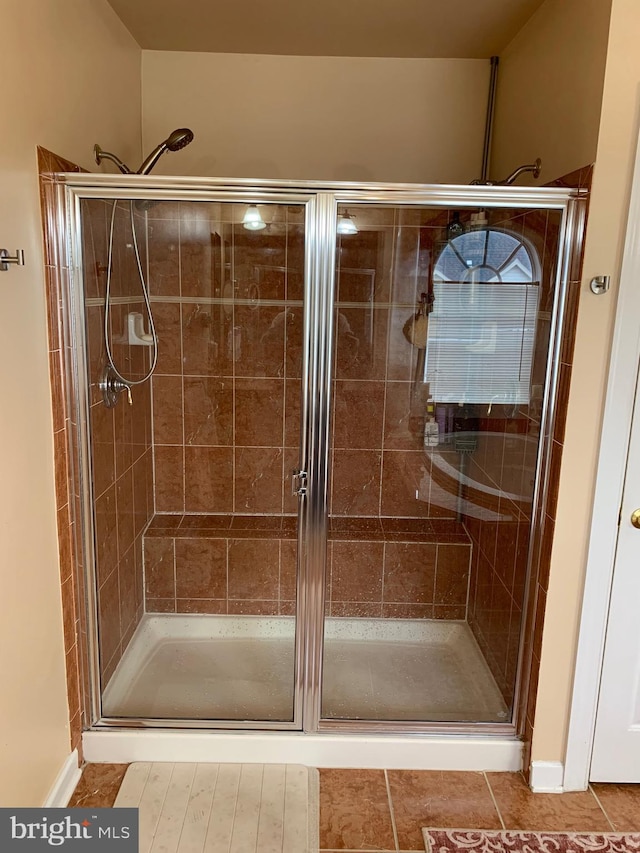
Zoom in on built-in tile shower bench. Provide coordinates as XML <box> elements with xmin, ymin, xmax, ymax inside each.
<box><xmin>142</xmin><ymin>514</ymin><xmax>472</xmax><ymax>620</ymax></box>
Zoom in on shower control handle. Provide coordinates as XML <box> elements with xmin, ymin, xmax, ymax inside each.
<box><xmin>291</xmin><ymin>469</ymin><xmax>308</xmax><ymax>498</ymax></box>
<box><xmin>631</xmin><ymin>509</ymin><xmax>640</xmax><ymax>529</ymax></box>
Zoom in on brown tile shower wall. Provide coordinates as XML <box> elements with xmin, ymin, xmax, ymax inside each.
<box><xmin>331</xmin><ymin>208</ymin><xmax>461</xmax><ymax>521</ymax></box>
<box><xmin>142</xmin><ymin>515</ymin><xmax>471</xmax><ymax>617</ymax></box>
<box><xmin>82</xmin><ymin>199</ymin><xmax>154</xmax><ymax>685</ymax></box>
<box><xmin>148</xmin><ymin>202</ymin><xmax>304</xmax><ymax>519</ymax></box>
<box><xmin>39</xmin><ymin>148</ymin><xmax>86</xmax><ymax>756</ymax></box>
<box><xmin>144</xmin><ymin>204</ymin><xmax>474</xmax><ymax>618</ymax></box>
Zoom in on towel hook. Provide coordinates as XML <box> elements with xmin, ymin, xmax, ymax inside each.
<box><xmin>0</xmin><ymin>249</ymin><xmax>25</xmax><ymax>272</ymax></box>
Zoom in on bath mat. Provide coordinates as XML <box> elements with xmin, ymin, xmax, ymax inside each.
<box><xmin>114</xmin><ymin>762</ymin><xmax>319</xmax><ymax>853</ymax></box>
<box><xmin>422</xmin><ymin>829</ymin><xmax>640</xmax><ymax>853</ymax></box>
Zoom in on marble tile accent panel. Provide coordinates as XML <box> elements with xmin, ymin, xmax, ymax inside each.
<box><xmin>68</xmin><ymin>764</ymin><xmax>130</xmax><ymax>808</ymax></box>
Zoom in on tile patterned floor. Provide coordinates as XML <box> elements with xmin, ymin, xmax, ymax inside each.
<box><xmin>68</xmin><ymin>765</ymin><xmax>640</xmax><ymax>851</ymax></box>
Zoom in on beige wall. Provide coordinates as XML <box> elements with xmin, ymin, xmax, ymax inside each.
<box><xmin>491</xmin><ymin>0</ymin><xmax>611</xmax><ymax>184</ymax></box>
<box><xmin>141</xmin><ymin>51</ymin><xmax>489</xmax><ymax>183</ymax></box>
<box><xmin>0</xmin><ymin>0</ymin><xmax>141</xmax><ymax>806</ymax></box>
<box><xmin>532</xmin><ymin>0</ymin><xmax>640</xmax><ymax>762</ymax></box>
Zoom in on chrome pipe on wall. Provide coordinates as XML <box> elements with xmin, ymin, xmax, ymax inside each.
<box><xmin>480</xmin><ymin>56</ymin><xmax>500</xmax><ymax>185</ymax></box>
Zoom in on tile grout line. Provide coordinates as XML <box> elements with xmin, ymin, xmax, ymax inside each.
<box><xmin>483</xmin><ymin>772</ymin><xmax>506</xmax><ymax>830</ymax></box>
<box><xmin>384</xmin><ymin>769</ymin><xmax>400</xmax><ymax>852</ymax></box>
<box><xmin>588</xmin><ymin>784</ymin><xmax>616</xmax><ymax>832</ymax></box>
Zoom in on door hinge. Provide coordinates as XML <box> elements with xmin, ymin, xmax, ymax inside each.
<box><xmin>291</xmin><ymin>469</ymin><xmax>308</xmax><ymax>497</ymax></box>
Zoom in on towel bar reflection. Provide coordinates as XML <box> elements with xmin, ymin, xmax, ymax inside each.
<box><xmin>0</xmin><ymin>249</ymin><xmax>25</xmax><ymax>272</ymax></box>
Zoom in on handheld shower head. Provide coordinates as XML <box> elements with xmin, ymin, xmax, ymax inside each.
<box><xmin>165</xmin><ymin>128</ymin><xmax>194</xmax><ymax>152</ymax></box>
<box><xmin>136</xmin><ymin>128</ymin><xmax>194</xmax><ymax>174</ymax></box>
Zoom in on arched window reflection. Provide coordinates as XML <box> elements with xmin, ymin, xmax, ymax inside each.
<box><xmin>426</xmin><ymin>229</ymin><xmax>541</xmax><ymax>405</ymax></box>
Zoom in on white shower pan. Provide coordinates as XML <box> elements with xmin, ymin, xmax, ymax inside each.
<box><xmin>102</xmin><ymin>614</ymin><xmax>507</xmax><ymax>723</ymax></box>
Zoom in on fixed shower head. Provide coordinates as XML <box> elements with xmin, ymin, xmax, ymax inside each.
<box><xmin>136</xmin><ymin>128</ymin><xmax>194</xmax><ymax>174</ymax></box>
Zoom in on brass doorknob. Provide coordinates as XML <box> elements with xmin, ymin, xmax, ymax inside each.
<box><xmin>631</xmin><ymin>509</ymin><xmax>640</xmax><ymax>529</ymax></box>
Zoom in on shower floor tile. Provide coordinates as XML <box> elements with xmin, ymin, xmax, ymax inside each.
<box><xmin>102</xmin><ymin>615</ymin><xmax>507</xmax><ymax>723</ymax></box>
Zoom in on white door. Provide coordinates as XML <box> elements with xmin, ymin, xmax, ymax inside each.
<box><xmin>591</xmin><ymin>355</ymin><xmax>640</xmax><ymax>781</ymax></box>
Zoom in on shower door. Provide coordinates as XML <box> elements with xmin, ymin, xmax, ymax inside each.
<box><xmin>77</xmin><ymin>191</ymin><xmax>316</xmax><ymax>729</ymax></box>
<box><xmin>318</xmin><ymin>199</ymin><xmax>568</xmax><ymax>731</ymax></box>
<box><xmin>66</xmin><ymin>178</ymin><xmax>582</xmax><ymax>736</ymax></box>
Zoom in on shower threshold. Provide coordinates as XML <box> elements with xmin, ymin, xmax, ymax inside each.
<box><xmin>102</xmin><ymin>615</ymin><xmax>508</xmax><ymax>724</ymax></box>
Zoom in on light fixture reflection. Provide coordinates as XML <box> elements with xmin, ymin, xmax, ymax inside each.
<box><xmin>337</xmin><ymin>210</ymin><xmax>358</xmax><ymax>235</ymax></box>
<box><xmin>243</xmin><ymin>204</ymin><xmax>266</xmax><ymax>231</ymax></box>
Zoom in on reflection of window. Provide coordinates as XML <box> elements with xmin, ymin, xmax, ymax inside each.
<box><xmin>426</xmin><ymin>229</ymin><xmax>540</xmax><ymax>405</ymax></box>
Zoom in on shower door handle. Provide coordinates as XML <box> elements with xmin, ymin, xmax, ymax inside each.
<box><xmin>291</xmin><ymin>469</ymin><xmax>308</xmax><ymax>498</ymax></box>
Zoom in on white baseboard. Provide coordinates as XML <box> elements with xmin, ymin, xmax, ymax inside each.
<box><xmin>83</xmin><ymin>731</ymin><xmax>522</xmax><ymax>771</ymax></box>
<box><xmin>43</xmin><ymin>749</ymin><xmax>82</xmax><ymax>807</ymax></box>
<box><xmin>529</xmin><ymin>760</ymin><xmax>564</xmax><ymax>793</ymax></box>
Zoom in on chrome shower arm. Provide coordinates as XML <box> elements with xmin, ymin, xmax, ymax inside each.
<box><xmin>499</xmin><ymin>158</ymin><xmax>542</xmax><ymax>185</ymax></box>
<box><xmin>94</xmin><ymin>144</ymin><xmax>132</xmax><ymax>174</ymax></box>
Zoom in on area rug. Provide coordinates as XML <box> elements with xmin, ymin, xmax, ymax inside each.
<box><xmin>422</xmin><ymin>829</ymin><xmax>640</xmax><ymax>853</ymax></box>
<box><xmin>114</xmin><ymin>762</ymin><xmax>319</xmax><ymax>853</ymax></box>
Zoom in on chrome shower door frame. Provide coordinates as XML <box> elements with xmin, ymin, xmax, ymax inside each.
<box><xmin>61</xmin><ymin>174</ymin><xmax>585</xmax><ymax>738</ymax></box>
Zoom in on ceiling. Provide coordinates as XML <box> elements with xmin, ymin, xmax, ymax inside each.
<box><xmin>106</xmin><ymin>0</ymin><xmax>547</xmax><ymax>58</ymax></box>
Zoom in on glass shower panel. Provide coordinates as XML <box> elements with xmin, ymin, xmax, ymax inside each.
<box><xmin>82</xmin><ymin>197</ymin><xmax>306</xmax><ymax>724</ymax></box>
<box><xmin>321</xmin><ymin>203</ymin><xmax>562</xmax><ymax>724</ymax></box>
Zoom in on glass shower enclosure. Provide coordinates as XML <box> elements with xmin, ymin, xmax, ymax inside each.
<box><xmin>65</xmin><ymin>175</ymin><xmax>583</xmax><ymax>735</ymax></box>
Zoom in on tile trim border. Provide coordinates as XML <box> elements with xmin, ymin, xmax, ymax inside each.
<box><xmin>529</xmin><ymin>759</ymin><xmax>564</xmax><ymax>793</ymax></box>
<box><xmin>43</xmin><ymin>748</ymin><xmax>82</xmax><ymax>807</ymax></box>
